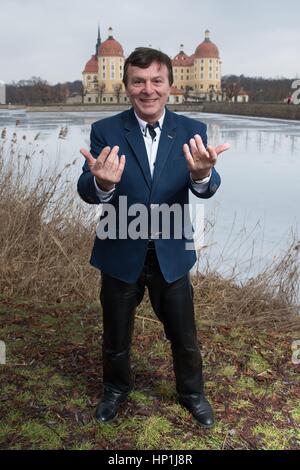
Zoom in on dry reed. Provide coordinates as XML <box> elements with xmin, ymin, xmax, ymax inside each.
<box><xmin>0</xmin><ymin>128</ymin><xmax>99</xmax><ymax>302</ymax></box>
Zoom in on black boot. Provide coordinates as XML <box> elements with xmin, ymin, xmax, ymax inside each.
<box><xmin>179</xmin><ymin>393</ymin><xmax>215</xmax><ymax>429</ymax></box>
<box><xmin>95</xmin><ymin>390</ymin><xmax>128</xmax><ymax>423</ymax></box>
<box><xmin>97</xmin><ymin>345</ymin><xmax>134</xmax><ymax>423</ymax></box>
<box><xmin>170</xmin><ymin>332</ymin><xmax>214</xmax><ymax>428</ymax></box>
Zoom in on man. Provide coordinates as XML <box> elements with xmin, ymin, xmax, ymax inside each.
<box><xmin>78</xmin><ymin>48</ymin><xmax>230</xmax><ymax>428</ymax></box>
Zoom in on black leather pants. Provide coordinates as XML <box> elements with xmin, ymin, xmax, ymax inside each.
<box><xmin>100</xmin><ymin>247</ymin><xmax>204</xmax><ymax>398</ymax></box>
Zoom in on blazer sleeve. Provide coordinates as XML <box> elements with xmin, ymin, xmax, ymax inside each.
<box><xmin>77</xmin><ymin>123</ymin><xmax>117</xmax><ymax>205</ymax></box>
<box><xmin>188</xmin><ymin>122</ymin><xmax>221</xmax><ymax>199</ymax></box>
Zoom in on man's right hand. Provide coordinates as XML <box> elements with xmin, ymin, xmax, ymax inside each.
<box><xmin>80</xmin><ymin>146</ymin><xmax>126</xmax><ymax>191</ymax></box>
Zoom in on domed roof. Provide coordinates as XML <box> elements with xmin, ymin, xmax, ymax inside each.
<box><xmin>98</xmin><ymin>27</ymin><xmax>124</xmax><ymax>57</ymax></box>
<box><xmin>195</xmin><ymin>30</ymin><xmax>220</xmax><ymax>59</ymax></box>
<box><xmin>83</xmin><ymin>55</ymin><xmax>98</xmax><ymax>73</ymax></box>
<box><xmin>172</xmin><ymin>47</ymin><xmax>194</xmax><ymax>67</ymax></box>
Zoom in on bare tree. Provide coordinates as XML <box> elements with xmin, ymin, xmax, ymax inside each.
<box><xmin>114</xmin><ymin>83</ymin><xmax>123</xmax><ymax>104</ymax></box>
<box><xmin>6</xmin><ymin>79</ymin><xmax>82</xmax><ymax>105</ymax></box>
<box><xmin>183</xmin><ymin>85</ymin><xmax>193</xmax><ymax>102</ymax></box>
<box><xmin>98</xmin><ymin>82</ymin><xmax>106</xmax><ymax>104</ymax></box>
<box><xmin>224</xmin><ymin>81</ymin><xmax>241</xmax><ymax>102</ymax></box>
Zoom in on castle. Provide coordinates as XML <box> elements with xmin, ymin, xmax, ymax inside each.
<box><xmin>82</xmin><ymin>27</ymin><xmax>223</xmax><ymax>104</ymax></box>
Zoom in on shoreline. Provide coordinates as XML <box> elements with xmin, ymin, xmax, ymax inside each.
<box><xmin>1</xmin><ymin>102</ymin><xmax>300</xmax><ymax>121</ymax></box>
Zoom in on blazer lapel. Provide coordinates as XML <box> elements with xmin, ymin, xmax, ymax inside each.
<box><xmin>151</xmin><ymin>108</ymin><xmax>177</xmax><ymax>194</ymax></box>
<box><xmin>124</xmin><ymin>108</ymin><xmax>152</xmax><ymax>189</ymax></box>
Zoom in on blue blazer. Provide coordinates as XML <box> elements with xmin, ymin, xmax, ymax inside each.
<box><xmin>77</xmin><ymin>107</ymin><xmax>221</xmax><ymax>283</ymax></box>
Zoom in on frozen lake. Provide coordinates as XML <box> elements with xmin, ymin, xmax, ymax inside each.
<box><xmin>0</xmin><ymin>108</ymin><xmax>299</xmax><ymax>280</ymax></box>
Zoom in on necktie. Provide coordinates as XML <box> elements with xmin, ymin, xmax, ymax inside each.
<box><xmin>146</xmin><ymin>122</ymin><xmax>159</xmax><ymax>141</ymax></box>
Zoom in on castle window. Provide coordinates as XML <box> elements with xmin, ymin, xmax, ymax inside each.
<box><xmin>110</xmin><ymin>97</ymin><xmax>113</xmax><ymax>102</ymax></box>
<box><xmin>103</xmin><ymin>97</ymin><xmax>106</xmax><ymax>102</ymax></box>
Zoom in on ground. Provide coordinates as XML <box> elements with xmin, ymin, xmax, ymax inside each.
<box><xmin>0</xmin><ymin>296</ymin><xmax>299</xmax><ymax>450</ymax></box>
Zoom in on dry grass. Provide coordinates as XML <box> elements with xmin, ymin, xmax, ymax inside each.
<box><xmin>0</xmin><ymin>127</ymin><xmax>299</xmax><ymax>331</ymax></box>
<box><xmin>0</xmin><ymin>128</ymin><xmax>98</xmax><ymax>302</ymax></box>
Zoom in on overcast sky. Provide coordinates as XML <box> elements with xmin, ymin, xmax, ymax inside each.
<box><xmin>1</xmin><ymin>0</ymin><xmax>299</xmax><ymax>84</ymax></box>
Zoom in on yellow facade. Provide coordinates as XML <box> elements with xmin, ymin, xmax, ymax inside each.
<box><xmin>172</xmin><ymin>32</ymin><xmax>222</xmax><ymax>100</ymax></box>
<box><xmin>83</xmin><ymin>27</ymin><xmax>127</xmax><ymax>104</ymax></box>
<box><xmin>83</xmin><ymin>29</ymin><xmax>222</xmax><ymax>103</ymax></box>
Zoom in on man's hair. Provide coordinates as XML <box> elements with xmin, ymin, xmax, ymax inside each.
<box><xmin>123</xmin><ymin>47</ymin><xmax>174</xmax><ymax>87</ymax></box>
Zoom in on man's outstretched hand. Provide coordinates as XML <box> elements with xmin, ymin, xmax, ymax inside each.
<box><xmin>80</xmin><ymin>146</ymin><xmax>126</xmax><ymax>191</ymax></box>
<box><xmin>183</xmin><ymin>134</ymin><xmax>230</xmax><ymax>181</ymax></box>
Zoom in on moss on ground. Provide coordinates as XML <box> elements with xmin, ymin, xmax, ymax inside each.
<box><xmin>136</xmin><ymin>416</ymin><xmax>172</xmax><ymax>450</ymax></box>
<box><xmin>0</xmin><ymin>296</ymin><xmax>299</xmax><ymax>450</ymax></box>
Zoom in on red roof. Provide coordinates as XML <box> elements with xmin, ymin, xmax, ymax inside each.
<box><xmin>83</xmin><ymin>55</ymin><xmax>98</xmax><ymax>73</ymax></box>
<box><xmin>172</xmin><ymin>51</ymin><xmax>196</xmax><ymax>67</ymax></box>
<box><xmin>172</xmin><ymin>51</ymin><xmax>192</xmax><ymax>67</ymax></box>
<box><xmin>195</xmin><ymin>40</ymin><xmax>219</xmax><ymax>59</ymax></box>
<box><xmin>238</xmin><ymin>89</ymin><xmax>249</xmax><ymax>96</ymax></box>
<box><xmin>98</xmin><ymin>37</ymin><xmax>124</xmax><ymax>57</ymax></box>
<box><xmin>170</xmin><ymin>86</ymin><xmax>184</xmax><ymax>95</ymax></box>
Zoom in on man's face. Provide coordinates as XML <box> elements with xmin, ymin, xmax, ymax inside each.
<box><xmin>125</xmin><ymin>61</ymin><xmax>171</xmax><ymax>123</ymax></box>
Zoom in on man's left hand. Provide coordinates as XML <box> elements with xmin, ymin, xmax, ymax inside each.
<box><xmin>183</xmin><ymin>134</ymin><xmax>230</xmax><ymax>180</ymax></box>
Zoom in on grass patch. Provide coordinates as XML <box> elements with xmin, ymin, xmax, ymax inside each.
<box><xmin>288</xmin><ymin>400</ymin><xmax>300</xmax><ymax>425</ymax></box>
<box><xmin>247</xmin><ymin>351</ymin><xmax>270</xmax><ymax>374</ymax></box>
<box><xmin>136</xmin><ymin>416</ymin><xmax>172</xmax><ymax>450</ymax></box>
<box><xmin>220</xmin><ymin>364</ymin><xmax>237</xmax><ymax>378</ymax></box>
<box><xmin>19</xmin><ymin>421</ymin><xmax>68</xmax><ymax>450</ymax></box>
<box><xmin>252</xmin><ymin>424</ymin><xmax>290</xmax><ymax>450</ymax></box>
<box><xmin>0</xmin><ymin>298</ymin><xmax>299</xmax><ymax>450</ymax></box>
<box><xmin>129</xmin><ymin>390</ymin><xmax>153</xmax><ymax>406</ymax></box>
<box><xmin>155</xmin><ymin>380</ymin><xmax>176</xmax><ymax>401</ymax></box>
<box><xmin>233</xmin><ymin>376</ymin><xmax>265</xmax><ymax>397</ymax></box>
